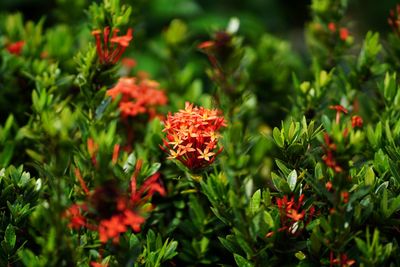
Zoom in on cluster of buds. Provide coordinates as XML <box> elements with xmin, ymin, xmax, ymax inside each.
<box><xmin>327</xmin><ymin>22</ymin><xmax>350</xmax><ymax>41</ymax></box>
<box><xmin>161</xmin><ymin>102</ymin><xmax>227</xmax><ymax>170</ymax></box>
<box><xmin>388</xmin><ymin>4</ymin><xmax>400</xmax><ymax>36</ymax></box>
<box><xmin>64</xmin><ymin>160</ymin><xmax>165</xmax><ymax>244</ymax></box>
<box><xmin>91</xmin><ymin>26</ymin><xmax>133</xmax><ymax>65</ymax></box>
<box><xmin>329</xmin><ymin>105</ymin><xmax>363</xmax><ymax>130</ymax></box>
<box><xmin>266</xmin><ymin>194</ymin><xmax>315</xmax><ymax>237</ymax></box>
<box><xmin>322</xmin><ymin>105</ymin><xmax>363</xmax><ymax>172</ymax></box>
<box><xmin>329</xmin><ymin>251</ymin><xmax>356</xmax><ymax>267</ymax></box>
<box><xmin>86</xmin><ymin>138</ymin><xmax>120</xmax><ymax>167</ymax></box>
<box><xmin>197</xmin><ymin>31</ymin><xmax>233</xmax><ymax>63</ymax></box>
<box><xmin>106</xmin><ymin>76</ymin><xmax>168</xmax><ymax>119</ymax></box>
<box><xmin>322</xmin><ymin>133</ymin><xmax>342</xmax><ymax>173</ymax></box>
<box><xmin>197</xmin><ymin>31</ymin><xmax>236</xmax><ymax>95</ymax></box>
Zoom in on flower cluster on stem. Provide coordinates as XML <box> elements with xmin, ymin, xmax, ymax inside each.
<box><xmin>161</xmin><ymin>102</ymin><xmax>226</xmax><ymax>170</ymax></box>
<box><xmin>6</xmin><ymin>40</ymin><xmax>24</xmax><ymax>55</ymax></box>
<box><xmin>64</xmin><ymin>159</ymin><xmax>165</xmax><ymax>244</ymax></box>
<box><xmin>91</xmin><ymin>26</ymin><xmax>133</xmax><ymax>65</ymax></box>
<box><xmin>106</xmin><ymin>76</ymin><xmax>168</xmax><ymax>119</ymax></box>
<box><xmin>266</xmin><ymin>194</ymin><xmax>315</xmax><ymax>237</ymax></box>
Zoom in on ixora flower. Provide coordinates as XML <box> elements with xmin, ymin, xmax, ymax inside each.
<box><xmin>91</xmin><ymin>26</ymin><xmax>133</xmax><ymax>65</ymax></box>
<box><xmin>64</xmin><ymin>160</ymin><xmax>165</xmax><ymax>244</ymax></box>
<box><xmin>160</xmin><ymin>102</ymin><xmax>227</xmax><ymax>170</ymax></box>
<box><xmin>6</xmin><ymin>40</ymin><xmax>24</xmax><ymax>55</ymax></box>
<box><xmin>273</xmin><ymin>194</ymin><xmax>315</xmax><ymax>236</ymax></box>
<box><xmin>351</xmin><ymin>115</ymin><xmax>363</xmax><ymax>128</ymax></box>
<box><xmin>339</xmin><ymin>27</ymin><xmax>350</xmax><ymax>41</ymax></box>
<box><xmin>106</xmin><ymin>76</ymin><xmax>168</xmax><ymax>119</ymax></box>
<box><xmin>329</xmin><ymin>105</ymin><xmax>348</xmax><ymax>124</ymax></box>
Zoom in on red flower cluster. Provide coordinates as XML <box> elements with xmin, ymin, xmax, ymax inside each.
<box><xmin>64</xmin><ymin>160</ymin><xmax>165</xmax><ymax>244</ymax></box>
<box><xmin>351</xmin><ymin>115</ymin><xmax>363</xmax><ymax>128</ymax></box>
<box><xmin>327</xmin><ymin>22</ymin><xmax>350</xmax><ymax>41</ymax></box>
<box><xmin>388</xmin><ymin>4</ymin><xmax>400</xmax><ymax>35</ymax></box>
<box><xmin>161</xmin><ymin>102</ymin><xmax>227</xmax><ymax>170</ymax></box>
<box><xmin>92</xmin><ymin>27</ymin><xmax>133</xmax><ymax>65</ymax></box>
<box><xmin>106</xmin><ymin>77</ymin><xmax>168</xmax><ymax>119</ymax></box>
<box><xmin>6</xmin><ymin>40</ymin><xmax>24</xmax><ymax>55</ymax></box>
<box><xmin>267</xmin><ymin>194</ymin><xmax>315</xmax><ymax>237</ymax></box>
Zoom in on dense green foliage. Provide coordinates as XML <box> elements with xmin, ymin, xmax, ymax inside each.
<box><xmin>1</xmin><ymin>0</ymin><xmax>400</xmax><ymax>266</ymax></box>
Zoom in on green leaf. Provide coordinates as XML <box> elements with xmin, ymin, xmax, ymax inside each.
<box><xmin>388</xmin><ymin>194</ymin><xmax>400</xmax><ymax>218</ymax></box>
<box><xmin>271</xmin><ymin>172</ymin><xmax>291</xmax><ymax>194</ymax></box>
<box><xmin>355</xmin><ymin>237</ymin><xmax>367</xmax><ymax>255</ymax></box>
<box><xmin>4</xmin><ymin>224</ymin><xmax>16</xmax><ymax>250</ymax></box>
<box><xmin>123</xmin><ymin>152</ymin><xmax>136</xmax><ymax>172</ymax></box>
<box><xmin>287</xmin><ymin>169</ymin><xmax>297</xmax><ymax>191</ymax></box>
<box><xmin>218</xmin><ymin>237</ymin><xmax>237</xmax><ymax>254</ymax></box>
<box><xmin>275</xmin><ymin>159</ymin><xmax>291</xmax><ymax>176</ymax></box>
<box><xmin>383</xmin><ymin>72</ymin><xmax>397</xmax><ymax>102</ymax></box>
<box><xmin>147</xmin><ymin>162</ymin><xmax>161</xmax><ymax>176</ymax></box>
<box><xmin>233</xmin><ymin>253</ymin><xmax>254</xmax><ymax>267</ymax></box>
<box><xmin>273</xmin><ymin>127</ymin><xmax>284</xmax><ymax>148</ymax></box>
<box><xmin>235</xmin><ymin>234</ymin><xmax>253</xmax><ymax>257</ymax></box>
<box><xmin>375</xmin><ymin>181</ymin><xmax>388</xmax><ymax>194</ymax></box>
<box><xmin>0</xmin><ymin>143</ymin><xmax>14</xmax><ymax>167</ymax></box>
<box><xmin>389</xmin><ymin>160</ymin><xmax>400</xmax><ymax>184</ymax></box>
<box><xmin>163</xmin><ymin>240</ymin><xmax>178</xmax><ymax>260</ymax></box>
<box><xmin>381</xmin><ymin>189</ymin><xmax>389</xmax><ymax>218</ymax></box>
<box><xmin>314</xmin><ymin>163</ymin><xmax>323</xmax><ymax>180</ymax></box>
<box><xmin>365</xmin><ymin>167</ymin><xmax>375</xmax><ymax>186</ymax></box>
<box><xmin>309</xmin><ymin>231</ymin><xmax>321</xmax><ymax>254</ymax></box>
<box><xmin>357</xmin><ymin>31</ymin><xmax>382</xmax><ymax>69</ymax></box>
<box><xmin>95</xmin><ymin>97</ymin><xmax>112</xmax><ymax>120</ymax></box>
<box><xmin>295</xmin><ymin>251</ymin><xmax>306</xmax><ymax>260</ymax></box>
<box><xmin>263</xmin><ymin>211</ymin><xmax>274</xmax><ymax>228</ymax></box>
<box><xmin>250</xmin><ymin>189</ymin><xmax>261</xmax><ymax>214</ymax></box>
<box><xmin>129</xmin><ymin>234</ymin><xmax>140</xmax><ymax>250</ymax></box>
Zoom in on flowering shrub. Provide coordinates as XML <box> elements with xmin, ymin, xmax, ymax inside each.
<box><xmin>1</xmin><ymin>0</ymin><xmax>400</xmax><ymax>266</ymax></box>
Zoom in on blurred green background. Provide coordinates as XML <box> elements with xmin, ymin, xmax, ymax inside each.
<box><xmin>0</xmin><ymin>0</ymin><xmax>398</xmax><ymax>126</ymax></box>
<box><xmin>0</xmin><ymin>0</ymin><xmax>397</xmax><ymax>39</ymax></box>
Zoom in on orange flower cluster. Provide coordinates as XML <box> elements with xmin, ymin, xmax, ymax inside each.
<box><xmin>106</xmin><ymin>77</ymin><xmax>168</xmax><ymax>119</ymax></box>
<box><xmin>64</xmin><ymin>160</ymin><xmax>165</xmax><ymax>244</ymax></box>
<box><xmin>92</xmin><ymin>27</ymin><xmax>133</xmax><ymax>65</ymax></box>
<box><xmin>161</xmin><ymin>102</ymin><xmax>227</xmax><ymax>170</ymax></box>
<box><xmin>267</xmin><ymin>194</ymin><xmax>314</xmax><ymax>237</ymax></box>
